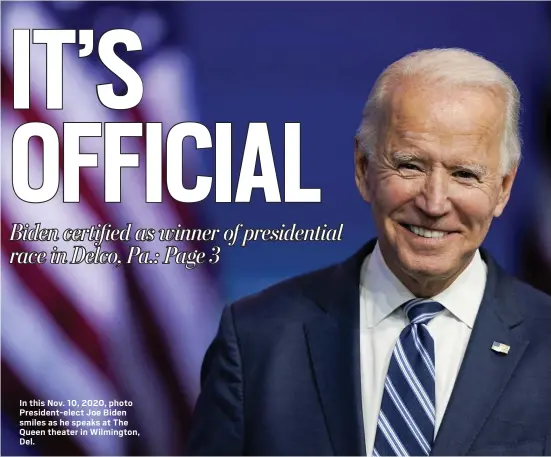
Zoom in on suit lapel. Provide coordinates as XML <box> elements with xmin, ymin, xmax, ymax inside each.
<box><xmin>301</xmin><ymin>241</ymin><xmax>376</xmax><ymax>456</ymax></box>
<box><xmin>302</xmin><ymin>242</ymin><xmax>529</xmax><ymax>456</ymax></box>
<box><xmin>304</xmin><ymin>317</ymin><xmax>365</xmax><ymax>456</ymax></box>
<box><xmin>431</xmin><ymin>252</ymin><xmax>529</xmax><ymax>456</ymax></box>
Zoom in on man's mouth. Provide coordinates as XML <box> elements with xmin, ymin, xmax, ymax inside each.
<box><xmin>400</xmin><ymin>224</ymin><xmax>451</xmax><ymax>239</ymax></box>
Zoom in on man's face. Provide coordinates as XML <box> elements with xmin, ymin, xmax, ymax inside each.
<box><xmin>355</xmin><ymin>81</ymin><xmax>517</xmax><ymax>288</ymax></box>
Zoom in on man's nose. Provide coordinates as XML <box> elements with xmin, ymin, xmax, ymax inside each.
<box><xmin>414</xmin><ymin>170</ymin><xmax>452</xmax><ymax>217</ymax></box>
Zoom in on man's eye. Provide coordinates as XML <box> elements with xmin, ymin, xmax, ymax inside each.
<box><xmin>454</xmin><ymin>170</ymin><xmax>477</xmax><ymax>179</ymax></box>
<box><xmin>399</xmin><ymin>163</ymin><xmax>421</xmax><ymax>171</ymax></box>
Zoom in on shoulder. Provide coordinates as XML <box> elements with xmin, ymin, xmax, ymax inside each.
<box><xmin>495</xmin><ymin>272</ymin><xmax>551</xmax><ymax>348</ymax></box>
<box><xmin>227</xmin><ymin>241</ymin><xmax>375</xmax><ymax>325</ymax></box>
<box><xmin>227</xmin><ymin>261</ymin><xmax>339</xmax><ymax>326</ymax></box>
<box><xmin>505</xmin><ymin>276</ymin><xmax>551</xmax><ymax>318</ymax></box>
<box><xmin>482</xmin><ymin>247</ymin><xmax>551</xmax><ymax>320</ymax></box>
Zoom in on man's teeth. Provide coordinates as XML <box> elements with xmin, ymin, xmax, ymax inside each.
<box><xmin>407</xmin><ymin>225</ymin><xmax>446</xmax><ymax>238</ymax></box>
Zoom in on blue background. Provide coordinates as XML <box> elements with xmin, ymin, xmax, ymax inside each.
<box><xmin>186</xmin><ymin>2</ymin><xmax>550</xmax><ymax>302</ymax></box>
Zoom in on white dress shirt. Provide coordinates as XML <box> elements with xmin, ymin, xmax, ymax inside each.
<box><xmin>360</xmin><ymin>242</ymin><xmax>487</xmax><ymax>456</ymax></box>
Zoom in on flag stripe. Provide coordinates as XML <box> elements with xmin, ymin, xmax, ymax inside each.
<box><xmin>1</xmin><ymin>218</ymin><xmax>111</xmax><ymax>377</ymax></box>
<box><xmin>1</xmin><ymin>64</ymin><xmax>116</xmax><ymax>227</ymax></box>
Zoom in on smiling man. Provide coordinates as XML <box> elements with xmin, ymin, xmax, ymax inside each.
<box><xmin>186</xmin><ymin>49</ymin><xmax>551</xmax><ymax>456</ymax></box>
<box><xmin>355</xmin><ymin>59</ymin><xmax>517</xmax><ymax>299</ymax></box>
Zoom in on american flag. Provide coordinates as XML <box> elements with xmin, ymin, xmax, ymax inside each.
<box><xmin>1</xmin><ymin>2</ymin><xmax>223</xmax><ymax>455</ymax></box>
<box><xmin>490</xmin><ymin>341</ymin><xmax>510</xmax><ymax>355</ymax></box>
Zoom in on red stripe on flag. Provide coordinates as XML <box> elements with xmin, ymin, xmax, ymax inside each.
<box><xmin>1</xmin><ymin>65</ymin><xmax>115</xmax><ymax>226</ymax></box>
<box><xmin>1</xmin><ymin>218</ymin><xmax>112</xmax><ymax>377</ymax></box>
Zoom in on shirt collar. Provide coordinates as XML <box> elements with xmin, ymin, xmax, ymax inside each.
<box><xmin>360</xmin><ymin>241</ymin><xmax>487</xmax><ymax>328</ymax></box>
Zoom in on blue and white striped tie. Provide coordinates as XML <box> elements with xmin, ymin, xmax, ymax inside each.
<box><xmin>372</xmin><ymin>299</ymin><xmax>445</xmax><ymax>456</ymax></box>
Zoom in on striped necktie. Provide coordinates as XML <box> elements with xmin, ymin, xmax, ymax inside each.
<box><xmin>372</xmin><ymin>298</ymin><xmax>445</xmax><ymax>456</ymax></box>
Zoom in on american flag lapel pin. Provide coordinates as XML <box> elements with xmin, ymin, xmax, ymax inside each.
<box><xmin>491</xmin><ymin>341</ymin><xmax>510</xmax><ymax>354</ymax></box>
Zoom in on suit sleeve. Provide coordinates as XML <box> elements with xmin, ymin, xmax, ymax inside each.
<box><xmin>185</xmin><ymin>305</ymin><xmax>245</xmax><ymax>456</ymax></box>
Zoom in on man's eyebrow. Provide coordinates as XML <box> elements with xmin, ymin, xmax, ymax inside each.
<box><xmin>390</xmin><ymin>150</ymin><xmax>425</xmax><ymax>162</ymax></box>
<box><xmin>453</xmin><ymin>163</ymin><xmax>488</xmax><ymax>175</ymax></box>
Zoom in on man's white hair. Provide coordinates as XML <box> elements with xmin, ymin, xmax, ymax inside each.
<box><xmin>356</xmin><ymin>48</ymin><xmax>521</xmax><ymax>174</ymax></box>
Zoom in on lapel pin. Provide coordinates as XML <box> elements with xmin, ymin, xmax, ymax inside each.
<box><xmin>491</xmin><ymin>341</ymin><xmax>510</xmax><ymax>354</ymax></box>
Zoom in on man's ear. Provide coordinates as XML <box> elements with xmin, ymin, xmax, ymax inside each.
<box><xmin>493</xmin><ymin>163</ymin><xmax>518</xmax><ymax>217</ymax></box>
<box><xmin>355</xmin><ymin>137</ymin><xmax>371</xmax><ymax>203</ymax></box>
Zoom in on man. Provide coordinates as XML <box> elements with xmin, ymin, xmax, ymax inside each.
<box><xmin>186</xmin><ymin>48</ymin><xmax>551</xmax><ymax>456</ymax></box>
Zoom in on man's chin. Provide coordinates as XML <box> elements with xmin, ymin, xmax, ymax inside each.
<box><xmin>401</xmin><ymin>264</ymin><xmax>453</xmax><ymax>283</ymax></box>
<box><xmin>397</xmin><ymin>251</ymin><xmax>458</xmax><ymax>282</ymax></box>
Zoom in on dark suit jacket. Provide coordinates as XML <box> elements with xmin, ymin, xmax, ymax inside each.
<box><xmin>186</xmin><ymin>240</ymin><xmax>551</xmax><ymax>456</ymax></box>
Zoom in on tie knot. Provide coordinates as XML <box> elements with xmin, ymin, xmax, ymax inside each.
<box><xmin>403</xmin><ymin>298</ymin><xmax>444</xmax><ymax>325</ymax></box>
